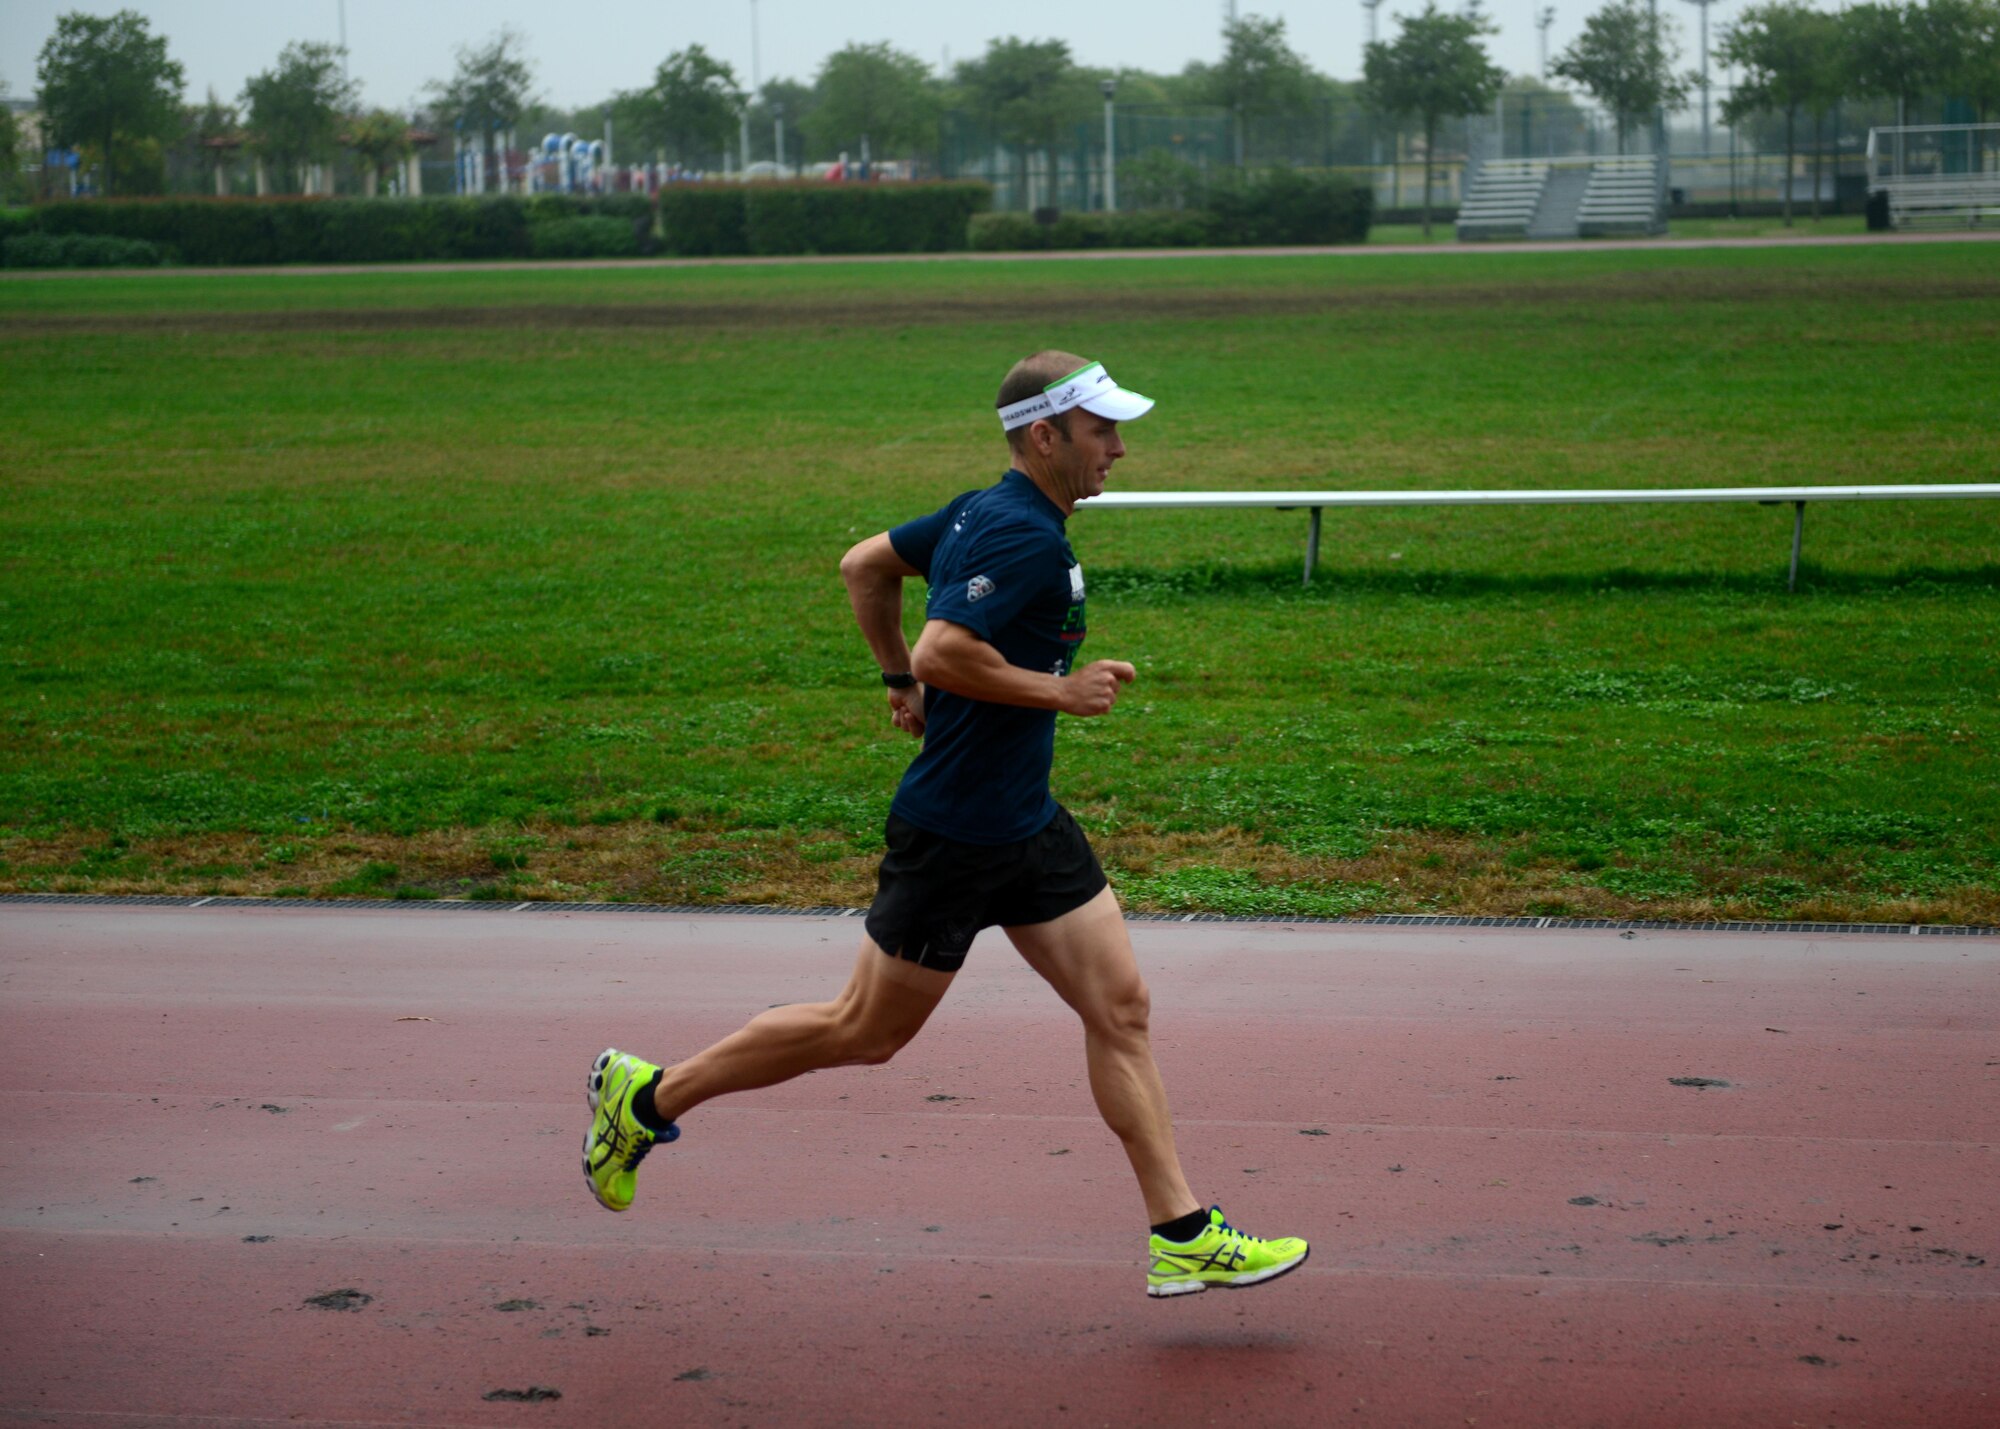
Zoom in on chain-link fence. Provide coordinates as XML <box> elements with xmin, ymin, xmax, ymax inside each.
<box><xmin>36</xmin><ymin>84</ymin><xmax>1988</xmax><ymax>215</ymax></box>
<box><xmin>938</xmin><ymin>87</ymin><xmax>1986</xmax><ymax>216</ymax></box>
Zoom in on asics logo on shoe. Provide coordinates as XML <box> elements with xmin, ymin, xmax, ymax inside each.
<box><xmin>1153</xmin><ymin>1245</ymin><xmax>1246</xmax><ymax>1274</ymax></box>
<box><xmin>592</xmin><ymin>1120</ymin><xmax>649</xmax><ymax>1169</ymax></box>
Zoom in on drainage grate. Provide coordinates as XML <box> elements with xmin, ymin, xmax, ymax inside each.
<box><xmin>211</xmin><ymin>897</ymin><xmax>521</xmax><ymax>911</ymax></box>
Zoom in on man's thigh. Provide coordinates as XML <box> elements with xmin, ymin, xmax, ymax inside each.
<box><xmin>1002</xmin><ymin>886</ymin><xmax>1143</xmax><ymax>1020</ymax></box>
<box><xmin>834</xmin><ymin>938</ymin><xmax>958</xmax><ymax>1043</ymax></box>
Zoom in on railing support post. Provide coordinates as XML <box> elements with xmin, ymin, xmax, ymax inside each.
<box><xmin>1305</xmin><ymin>506</ymin><xmax>1323</xmax><ymax>587</ymax></box>
<box><xmin>1789</xmin><ymin>500</ymin><xmax>1805</xmax><ymax>592</ymax></box>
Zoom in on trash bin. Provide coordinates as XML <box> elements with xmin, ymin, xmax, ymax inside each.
<box><xmin>1865</xmin><ymin>189</ymin><xmax>1891</xmax><ymax>231</ymax></box>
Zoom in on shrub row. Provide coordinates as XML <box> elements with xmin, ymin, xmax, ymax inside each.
<box><xmin>527</xmin><ymin>215</ymin><xmax>642</xmax><ymax>259</ymax></box>
<box><xmin>970</xmin><ymin>210</ymin><xmax>1217</xmax><ymax>252</ymax></box>
<box><xmin>970</xmin><ymin>170</ymin><xmax>1372</xmax><ymax>252</ymax></box>
<box><xmin>656</xmin><ymin>182</ymin><xmax>993</xmax><ymax>257</ymax></box>
<box><xmin>14</xmin><ymin>195</ymin><xmax>654</xmax><ymax>266</ymax></box>
<box><xmin>5</xmin><ymin>174</ymin><xmax>1347</xmax><ymax>264</ymax></box>
<box><xmin>2</xmin><ymin>232</ymin><xmax>169</xmax><ymax>268</ymax></box>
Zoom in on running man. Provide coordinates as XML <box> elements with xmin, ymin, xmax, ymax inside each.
<box><xmin>583</xmin><ymin>351</ymin><xmax>1308</xmax><ymax>1298</ymax></box>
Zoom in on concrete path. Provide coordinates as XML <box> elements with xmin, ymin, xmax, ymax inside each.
<box><xmin>2</xmin><ymin>904</ymin><xmax>1994</xmax><ymax>1427</ymax></box>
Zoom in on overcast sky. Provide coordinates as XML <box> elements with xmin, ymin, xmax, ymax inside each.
<box><xmin>2</xmin><ymin>1</ymin><xmax>1791</xmax><ymax>115</ymax></box>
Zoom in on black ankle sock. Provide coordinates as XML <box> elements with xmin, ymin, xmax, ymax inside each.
<box><xmin>628</xmin><ymin>1070</ymin><xmax>672</xmax><ymax>1133</ymax></box>
<box><xmin>1152</xmin><ymin>1208</ymin><xmax>1211</xmax><ymax>1243</ymax></box>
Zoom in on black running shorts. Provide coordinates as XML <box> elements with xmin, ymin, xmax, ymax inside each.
<box><xmin>863</xmin><ymin>805</ymin><xmax>1108</xmax><ymax>973</ymax></box>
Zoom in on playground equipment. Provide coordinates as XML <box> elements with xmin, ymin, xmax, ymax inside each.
<box><xmin>533</xmin><ymin>133</ymin><xmax>608</xmax><ymax>194</ymax></box>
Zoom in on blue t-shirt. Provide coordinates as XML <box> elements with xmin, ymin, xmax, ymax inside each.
<box><xmin>886</xmin><ymin>470</ymin><xmax>1088</xmax><ymax>845</ymax></box>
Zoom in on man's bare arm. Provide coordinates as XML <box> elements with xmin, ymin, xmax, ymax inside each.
<box><xmin>910</xmin><ymin>619</ymin><xmax>1135</xmax><ymax>717</ymax></box>
<box><xmin>840</xmin><ymin>533</ymin><xmax>927</xmax><ymax>736</ymax></box>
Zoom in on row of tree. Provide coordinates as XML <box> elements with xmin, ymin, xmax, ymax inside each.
<box><xmin>15</xmin><ymin>2</ymin><xmax>1999</xmax><ymax>205</ymax></box>
<box><xmin>25</xmin><ymin>12</ymin><xmax>401</xmax><ymax>196</ymax></box>
<box><xmin>1718</xmin><ymin>0</ymin><xmax>2000</xmax><ymax>219</ymax></box>
<box><xmin>1367</xmin><ymin>0</ymin><xmax>2000</xmax><ymax>228</ymax></box>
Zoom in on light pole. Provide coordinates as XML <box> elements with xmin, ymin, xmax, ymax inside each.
<box><xmin>1100</xmin><ymin>78</ymin><xmax>1118</xmax><ymax>212</ymax></box>
<box><xmin>1649</xmin><ymin>0</ymin><xmax>1662</xmax><ymax>151</ymax></box>
<box><xmin>1363</xmin><ymin>0</ymin><xmax>1384</xmax><ymax>173</ymax></box>
<box><xmin>1536</xmin><ymin>6</ymin><xmax>1556</xmax><ymax>81</ymax></box>
<box><xmin>738</xmin><ymin>0</ymin><xmax>762</xmax><ymax>178</ymax></box>
<box><xmin>1681</xmin><ymin>0</ymin><xmax>1718</xmax><ymax>158</ymax></box>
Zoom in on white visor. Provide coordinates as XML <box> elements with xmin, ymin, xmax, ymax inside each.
<box><xmin>997</xmin><ymin>361</ymin><xmax>1155</xmax><ymax>432</ymax></box>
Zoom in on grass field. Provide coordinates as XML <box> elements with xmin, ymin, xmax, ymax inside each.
<box><xmin>3</xmin><ymin>239</ymin><xmax>1997</xmax><ymax>923</ymax></box>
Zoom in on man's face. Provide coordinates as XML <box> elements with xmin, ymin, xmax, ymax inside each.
<box><xmin>1046</xmin><ymin>411</ymin><xmax>1125</xmax><ymax>504</ymax></box>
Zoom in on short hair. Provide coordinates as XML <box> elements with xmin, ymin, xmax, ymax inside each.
<box><xmin>999</xmin><ymin>349</ymin><xmax>1089</xmax><ymax>452</ymax></box>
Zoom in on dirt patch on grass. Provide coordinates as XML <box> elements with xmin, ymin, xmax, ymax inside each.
<box><xmin>11</xmin><ymin>270</ymin><xmax>1996</xmax><ymax>337</ymax></box>
<box><xmin>5</xmin><ymin>821</ymin><xmax>1993</xmax><ymax>927</ymax></box>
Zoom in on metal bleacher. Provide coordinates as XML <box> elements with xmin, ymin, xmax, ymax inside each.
<box><xmin>1867</xmin><ymin>125</ymin><xmax>2000</xmax><ymax>228</ymax></box>
<box><xmin>1576</xmin><ymin>155</ymin><xmax>1667</xmax><ymax>236</ymax></box>
<box><xmin>1454</xmin><ymin>160</ymin><xmax>1550</xmax><ymax>240</ymax></box>
<box><xmin>1458</xmin><ymin>155</ymin><xmax>1665</xmax><ymax>241</ymax></box>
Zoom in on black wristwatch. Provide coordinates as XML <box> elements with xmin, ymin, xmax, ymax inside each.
<box><xmin>881</xmin><ymin>671</ymin><xmax>918</xmax><ymax>689</ymax></box>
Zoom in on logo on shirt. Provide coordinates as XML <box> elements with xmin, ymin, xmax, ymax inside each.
<box><xmin>966</xmin><ymin>574</ymin><xmax>995</xmax><ymax>602</ymax></box>
<box><xmin>1068</xmin><ymin>564</ymin><xmax>1085</xmax><ymax>600</ymax></box>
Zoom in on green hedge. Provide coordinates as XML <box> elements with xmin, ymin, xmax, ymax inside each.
<box><xmin>657</xmin><ymin>182</ymin><xmax>992</xmax><ymax>257</ymax></box>
<box><xmin>2</xmin><ymin>232</ymin><xmax>168</xmax><ymax>268</ymax></box>
<box><xmin>970</xmin><ymin>210</ymin><xmax>1220</xmax><ymax>252</ymax></box>
<box><xmin>1207</xmin><ymin>168</ymin><xmax>1372</xmax><ymax>245</ymax></box>
<box><xmin>970</xmin><ymin>171</ymin><xmax>1371</xmax><ymax>252</ymax></box>
<box><xmin>528</xmin><ymin>215</ymin><xmax>641</xmax><ymax>259</ymax></box>
<box><xmin>1</xmin><ymin>178</ymin><xmax>1365</xmax><ymax>263</ymax></box>
<box><xmin>655</xmin><ymin>188</ymin><xmax>747</xmax><ymax>258</ymax></box>
<box><xmin>15</xmin><ymin>196</ymin><xmax>654</xmax><ymax>266</ymax></box>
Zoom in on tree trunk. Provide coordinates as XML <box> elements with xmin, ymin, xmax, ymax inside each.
<box><xmin>1810</xmin><ymin>110</ymin><xmax>1822</xmax><ymax>220</ymax></box>
<box><xmin>1783</xmin><ymin>107</ymin><xmax>1795</xmax><ymax>227</ymax></box>
<box><xmin>1421</xmin><ymin>114</ymin><xmax>1435</xmax><ymax>238</ymax></box>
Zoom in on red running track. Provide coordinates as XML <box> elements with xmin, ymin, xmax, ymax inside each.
<box><xmin>1</xmin><ymin>903</ymin><xmax>1995</xmax><ymax>1428</ymax></box>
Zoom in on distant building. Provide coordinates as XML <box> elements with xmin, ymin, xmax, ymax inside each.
<box><xmin>7</xmin><ymin>98</ymin><xmax>46</xmax><ymax>157</ymax></box>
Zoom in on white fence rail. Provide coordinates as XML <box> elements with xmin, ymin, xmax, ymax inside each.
<box><xmin>1080</xmin><ymin>484</ymin><xmax>2000</xmax><ymax>591</ymax></box>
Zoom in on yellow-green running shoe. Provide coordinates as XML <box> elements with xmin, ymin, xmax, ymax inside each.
<box><xmin>582</xmin><ymin>1048</ymin><xmax>676</xmax><ymax>1213</ymax></box>
<box><xmin>1146</xmin><ymin>1206</ymin><xmax>1309</xmax><ymax>1298</ymax></box>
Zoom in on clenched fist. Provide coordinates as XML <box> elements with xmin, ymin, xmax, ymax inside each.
<box><xmin>1058</xmin><ymin>660</ymin><xmax>1136</xmax><ymax>717</ymax></box>
<box><xmin>888</xmin><ymin>684</ymin><xmax>926</xmax><ymax>737</ymax></box>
